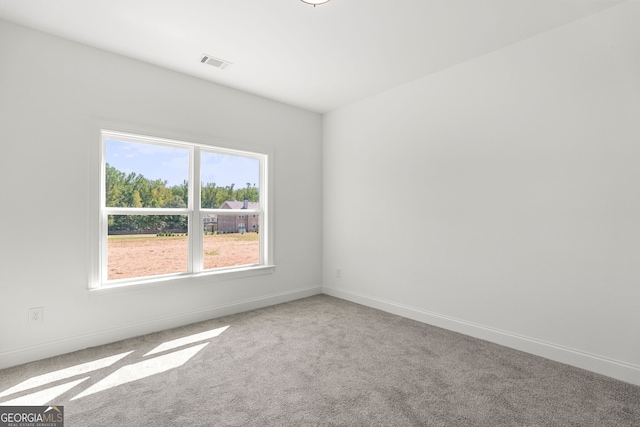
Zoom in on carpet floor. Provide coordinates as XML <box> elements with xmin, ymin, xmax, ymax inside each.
<box><xmin>1</xmin><ymin>295</ymin><xmax>639</xmax><ymax>426</ymax></box>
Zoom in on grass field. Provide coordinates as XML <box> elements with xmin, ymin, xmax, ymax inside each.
<box><xmin>107</xmin><ymin>233</ymin><xmax>259</xmax><ymax>280</ymax></box>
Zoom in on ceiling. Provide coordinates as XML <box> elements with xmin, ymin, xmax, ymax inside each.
<box><xmin>0</xmin><ymin>0</ymin><xmax>623</xmax><ymax>113</ymax></box>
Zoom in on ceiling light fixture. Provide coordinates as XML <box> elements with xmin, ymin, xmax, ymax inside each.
<box><xmin>300</xmin><ymin>0</ymin><xmax>331</xmax><ymax>6</ymax></box>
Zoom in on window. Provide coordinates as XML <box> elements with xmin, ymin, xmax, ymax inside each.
<box><xmin>93</xmin><ymin>130</ymin><xmax>271</xmax><ymax>288</ymax></box>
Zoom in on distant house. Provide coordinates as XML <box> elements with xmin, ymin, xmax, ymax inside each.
<box><xmin>203</xmin><ymin>199</ymin><xmax>260</xmax><ymax>234</ymax></box>
<box><xmin>203</xmin><ymin>214</ymin><xmax>217</xmax><ymax>233</ymax></box>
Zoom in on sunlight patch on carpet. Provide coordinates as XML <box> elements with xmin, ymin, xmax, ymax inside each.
<box><xmin>71</xmin><ymin>343</ymin><xmax>209</xmax><ymax>400</ymax></box>
<box><xmin>0</xmin><ymin>378</ymin><xmax>89</xmax><ymax>406</ymax></box>
<box><xmin>0</xmin><ymin>326</ymin><xmax>227</xmax><ymax>405</ymax></box>
<box><xmin>0</xmin><ymin>352</ymin><xmax>132</xmax><ymax>399</ymax></box>
<box><xmin>145</xmin><ymin>325</ymin><xmax>229</xmax><ymax>356</ymax></box>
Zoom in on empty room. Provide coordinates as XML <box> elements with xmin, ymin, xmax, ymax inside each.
<box><xmin>1</xmin><ymin>0</ymin><xmax>639</xmax><ymax>425</ymax></box>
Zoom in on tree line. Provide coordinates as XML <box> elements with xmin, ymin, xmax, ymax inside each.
<box><xmin>106</xmin><ymin>163</ymin><xmax>259</xmax><ymax>232</ymax></box>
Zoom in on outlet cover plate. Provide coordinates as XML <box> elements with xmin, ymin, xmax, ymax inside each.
<box><xmin>28</xmin><ymin>307</ymin><xmax>43</xmax><ymax>325</ymax></box>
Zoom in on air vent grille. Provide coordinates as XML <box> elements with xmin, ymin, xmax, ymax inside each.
<box><xmin>200</xmin><ymin>55</ymin><xmax>232</xmax><ymax>70</ymax></box>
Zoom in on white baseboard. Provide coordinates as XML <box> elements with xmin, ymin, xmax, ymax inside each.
<box><xmin>323</xmin><ymin>286</ymin><xmax>640</xmax><ymax>387</ymax></box>
<box><xmin>0</xmin><ymin>286</ymin><xmax>322</xmax><ymax>370</ymax></box>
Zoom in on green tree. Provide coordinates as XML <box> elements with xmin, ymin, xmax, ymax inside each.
<box><xmin>105</xmin><ymin>164</ymin><xmax>259</xmax><ymax>232</ymax></box>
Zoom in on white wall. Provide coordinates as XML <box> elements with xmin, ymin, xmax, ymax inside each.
<box><xmin>0</xmin><ymin>19</ymin><xmax>322</xmax><ymax>368</ymax></box>
<box><xmin>323</xmin><ymin>2</ymin><xmax>640</xmax><ymax>385</ymax></box>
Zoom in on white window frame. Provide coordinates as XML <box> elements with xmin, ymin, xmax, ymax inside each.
<box><xmin>89</xmin><ymin>128</ymin><xmax>274</xmax><ymax>292</ymax></box>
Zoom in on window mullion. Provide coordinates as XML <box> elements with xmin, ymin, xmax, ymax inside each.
<box><xmin>104</xmin><ymin>207</ymin><xmax>189</xmax><ymax>215</ymax></box>
<box><xmin>99</xmin><ymin>210</ymin><xmax>108</xmax><ymax>286</ymax></box>
<box><xmin>260</xmin><ymin>156</ymin><xmax>268</xmax><ymax>265</ymax></box>
<box><xmin>191</xmin><ymin>147</ymin><xmax>203</xmax><ymax>273</ymax></box>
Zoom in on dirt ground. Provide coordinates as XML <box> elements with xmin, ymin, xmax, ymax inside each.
<box><xmin>108</xmin><ymin>233</ymin><xmax>260</xmax><ymax>280</ymax></box>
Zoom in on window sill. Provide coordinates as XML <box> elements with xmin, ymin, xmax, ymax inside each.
<box><xmin>88</xmin><ymin>264</ymin><xmax>276</xmax><ymax>298</ymax></box>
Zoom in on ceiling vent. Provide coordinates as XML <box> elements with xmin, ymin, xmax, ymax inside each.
<box><xmin>200</xmin><ymin>54</ymin><xmax>232</xmax><ymax>70</ymax></box>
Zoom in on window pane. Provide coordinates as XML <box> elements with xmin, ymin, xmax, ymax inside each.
<box><xmin>108</xmin><ymin>215</ymin><xmax>188</xmax><ymax>280</ymax></box>
<box><xmin>105</xmin><ymin>139</ymin><xmax>189</xmax><ymax>208</ymax></box>
<box><xmin>203</xmin><ymin>214</ymin><xmax>260</xmax><ymax>270</ymax></box>
<box><xmin>201</xmin><ymin>152</ymin><xmax>260</xmax><ymax>208</ymax></box>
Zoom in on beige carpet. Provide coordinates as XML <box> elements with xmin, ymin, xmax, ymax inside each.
<box><xmin>1</xmin><ymin>295</ymin><xmax>639</xmax><ymax>426</ymax></box>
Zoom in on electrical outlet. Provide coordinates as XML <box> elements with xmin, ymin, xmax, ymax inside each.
<box><xmin>336</xmin><ymin>268</ymin><xmax>342</xmax><ymax>278</ymax></box>
<box><xmin>28</xmin><ymin>307</ymin><xmax>43</xmax><ymax>325</ymax></box>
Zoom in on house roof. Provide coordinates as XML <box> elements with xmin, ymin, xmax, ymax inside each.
<box><xmin>221</xmin><ymin>200</ymin><xmax>260</xmax><ymax>210</ymax></box>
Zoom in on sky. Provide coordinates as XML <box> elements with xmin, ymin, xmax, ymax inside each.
<box><xmin>105</xmin><ymin>139</ymin><xmax>260</xmax><ymax>188</ymax></box>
